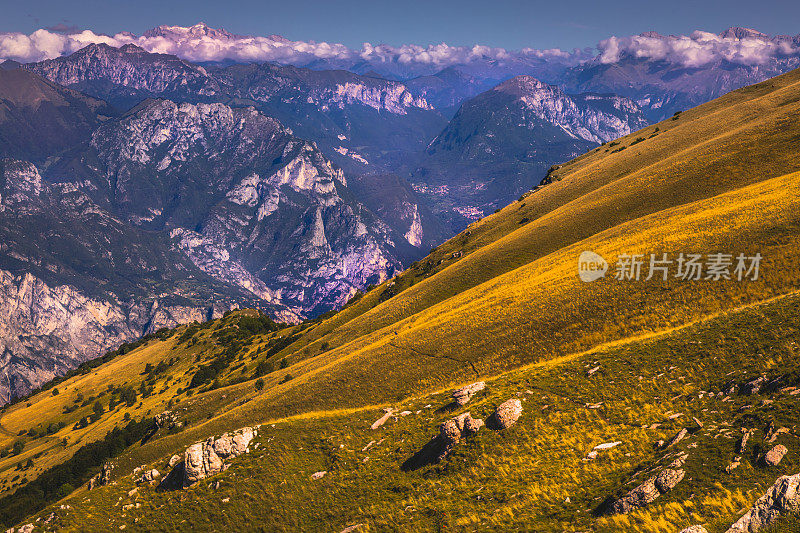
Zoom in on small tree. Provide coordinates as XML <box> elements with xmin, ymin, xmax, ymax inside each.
<box><xmin>12</xmin><ymin>441</ymin><xmax>24</xmax><ymax>455</ymax></box>
<box><xmin>254</xmin><ymin>378</ymin><xmax>265</xmax><ymax>391</ymax></box>
<box><xmin>255</xmin><ymin>360</ymin><xmax>273</xmax><ymax>376</ymax></box>
<box><xmin>92</xmin><ymin>401</ymin><xmax>105</xmax><ymax>422</ymax></box>
<box><xmin>51</xmin><ymin>387</ymin><xmax>60</xmax><ymax>396</ymax></box>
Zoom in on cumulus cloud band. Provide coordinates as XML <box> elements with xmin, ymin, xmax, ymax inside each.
<box><xmin>1</xmin><ymin>22</ymin><xmax>798</xmax><ymax>72</ymax></box>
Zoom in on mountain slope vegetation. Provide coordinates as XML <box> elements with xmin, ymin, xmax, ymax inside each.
<box><xmin>3</xmin><ymin>65</ymin><xmax>800</xmax><ymax>532</ymax></box>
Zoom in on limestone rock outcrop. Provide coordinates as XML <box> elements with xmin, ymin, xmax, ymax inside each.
<box><xmin>726</xmin><ymin>473</ymin><xmax>800</xmax><ymax>532</ymax></box>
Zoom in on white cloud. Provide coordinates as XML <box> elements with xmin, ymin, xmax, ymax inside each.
<box><xmin>597</xmin><ymin>30</ymin><xmax>800</xmax><ymax>68</ymax></box>
<box><xmin>0</xmin><ymin>22</ymin><xmax>585</xmax><ymax>71</ymax></box>
<box><xmin>1</xmin><ymin>23</ymin><xmax>797</xmax><ymax>71</ymax></box>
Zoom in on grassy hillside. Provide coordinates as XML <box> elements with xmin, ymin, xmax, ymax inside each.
<box><xmin>3</xmin><ymin>69</ymin><xmax>800</xmax><ymax>531</ymax></box>
<box><xmin>17</xmin><ymin>288</ymin><xmax>800</xmax><ymax>532</ymax></box>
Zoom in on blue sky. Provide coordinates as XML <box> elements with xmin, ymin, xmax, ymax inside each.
<box><xmin>1</xmin><ymin>0</ymin><xmax>798</xmax><ymax>50</ymax></box>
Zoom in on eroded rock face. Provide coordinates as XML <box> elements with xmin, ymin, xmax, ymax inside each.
<box><xmin>89</xmin><ymin>99</ymin><xmax>407</xmax><ymax>317</ymax></box>
<box><xmin>608</xmin><ymin>468</ymin><xmax>685</xmax><ymax>515</ymax></box>
<box><xmin>179</xmin><ymin>427</ymin><xmax>257</xmax><ymax>488</ymax></box>
<box><xmin>87</xmin><ymin>462</ymin><xmax>113</xmax><ymax>490</ymax></box>
<box><xmin>763</xmin><ymin>445</ymin><xmax>788</xmax><ymax>466</ymax></box>
<box><xmin>726</xmin><ymin>473</ymin><xmax>800</xmax><ymax>532</ymax></box>
<box><xmin>0</xmin><ymin>267</ymin><xmax>227</xmax><ymax>403</ymax></box>
<box><xmin>488</xmin><ymin>399</ymin><xmax>522</xmax><ymax>430</ymax></box>
<box><xmin>451</xmin><ymin>382</ymin><xmax>486</xmax><ymax>406</ymax></box>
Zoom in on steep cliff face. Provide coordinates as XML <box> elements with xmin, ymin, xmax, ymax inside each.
<box><xmin>428</xmin><ymin>76</ymin><xmax>647</xmax><ymax>154</ymax></box>
<box><xmin>24</xmin><ymin>45</ymin><xmax>445</xmax><ymax>248</ymax></box>
<box><xmin>0</xmin><ymin>76</ymin><xmax>435</xmax><ymax>401</ymax></box>
<box><xmin>0</xmin><ymin>159</ymin><xmax>258</xmax><ymax>401</ymax></box>
<box><xmin>0</xmin><ymin>269</ymin><xmax>225</xmax><ymax>403</ymax></box>
<box><xmin>75</xmin><ymin>99</ymin><xmax>407</xmax><ymax>314</ymax></box>
<box><xmin>488</xmin><ymin>76</ymin><xmax>647</xmax><ymax>143</ymax></box>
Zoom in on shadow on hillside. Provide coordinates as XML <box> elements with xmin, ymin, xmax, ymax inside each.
<box><xmin>401</xmin><ymin>436</ymin><xmax>447</xmax><ymax>472</ymax></box>
<box><xmin>434</xmin><ymin>401</ymin><xmax>459</xmax><ymax>414</ymax></box>
<box><xmin>593</xmin><ymin>496</ymin><xmax>616</xmax><ymax>517</ymax></box>
<box><xmin>156</xmin><ymin>463</ymin><xmax>185</xmax><ymax>492</ymax></box>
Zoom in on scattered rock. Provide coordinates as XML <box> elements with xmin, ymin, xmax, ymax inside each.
<box><xmin>437</xmin><ymin>412</ymin><xmax>484</xmax><ymax>461</ymax></box>
<box><xmin>679</xmin><ymin>526</ymin><xmax>708</xmax><ymax>533</ymax></box>
<box><xmin>669</xmin><ymin>452</ymin><xmax>689</xmax><ymax>468</ymax></box>
<box><xmin>87</xmin><ymin>462</ymin><xmax>113</xmax><ymax>490</ymax></box>
<box><xmin>743</xmin><ymin>376</ymin><xmax>768</xmax><ymax>395</ymax></box>
<box><xmin>370</xmin><ymin>408</ymin><xmax>395</xmax><ymax>430</ymax></box>
<box><xmin>664</xmin><ymin>428</ymin><xmax>688</xmax><ymax>448</ymax></box>
<box><xmin>403</xmin><ymin>412</ymin><xmax>484</xmax><ymax>470</ymax></box>
<box><xmin>154</xmin><ymin>410</ymin><xmax>181</xmax><ymax>430</ymax></box>
<box><xmin>399</xmin><ymin>410</ymin><xmax>412</xmax><ymax>416</ymax></box>
<box><xmin>692</xmin><ymin>417</ymin><xmax>704</xmax><ymax>429</ymax></box>
<box><xmin>161</xmin><ymin>426</ymin><xmax>257</xmax><ymax>489</ymax></box>
<box><xmin>127</xmin><ymin>488</ymin><xmax>138</xmax><ymax>498</ymax></box>
<box><xmin>593</xmin><ymin>441</ymin><xmax>622</xmax><ymax>451</ymax></box>
<box><xmin>221</xmin><ymin>497</ymin><xmax>230</xmax><ymax>503</ymax></box>
<box><xmin>725</xmin><ymin>473</ymin><xmax>800</xmax><ymax>532</ymax></box>
<box><xmin>487</xmin><ymin>399</ymin><xmax>522</xmax><ymax>430</ymax></box>
<box><xmin>168</xmin><ymin>454</ymin><xmax>183</xmax><ymax>468</ymax></box>
<box><xmin>739</xmin><ymin>429</ymin><xmax>753</xmax><ymax>454</ymax></box>
<box><xmin>311</xmin><ymin>471</ymin><xmax>327</xmax><ymax>480</ymax></box>
<box><xmin>587</xmin><ymin>365</ymin><xmax>601</xmax><ymax>376</ymax></box>
<box><xmin>608</xmin><ymin>468</ymin><xmax>685</xmax><ymax>515</ymax></box>
<box><xmin>763</xmin><ymin>445</ymin><xmax>788</xmax><ymax>466</ymax></box>
<box><xmin>451</xmin><ymin>382</ymin><xmax>486</xmax><ymax>406</ymax></box>
<box><xmin>726</xmin><ymin>457</ymin><xmax>742</xmax><ymax>473</ymax></box>
<box><xmin>140</xmin><ymin>469</ymin><xmax>160</xmax><ymax>483</ymax></box>
<box><xmin>767</xmin><ymin>427</ymin><xmax>790</xmax><ymax>443</ymax></box>
<box><xmin>654</xmin><ymin>468</ymin><xmax>685</xmax><ymax>492</ymax></box>
<box><xmin>339</xmin><ymin>525</ymin><xmax>366</xmax><ymax>533</ymax></box>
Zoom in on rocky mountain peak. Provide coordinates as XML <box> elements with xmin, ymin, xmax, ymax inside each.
<box><xmin>143</xmin><ymin>22</ymin><xmax>239</xmax><ymax>41</ymax></box>
<box><xmin>719</xmin><ymin>27</ymin><xmax>770</xmax><ymax>40</ymax></box>
<box><xmin>493</xmin><ymin>75</ymin><xmax>551</xmax><ymax>96</ymax></box>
